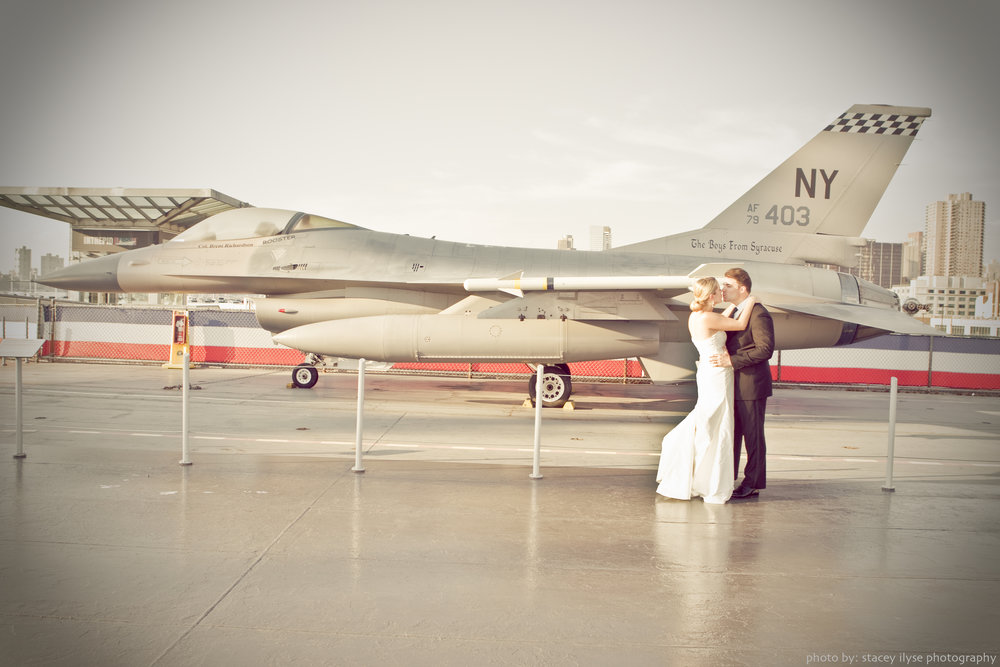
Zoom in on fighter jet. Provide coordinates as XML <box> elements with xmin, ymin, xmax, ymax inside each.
<box><xmin>40</xmin><ymin>104</ymin><xmax>935</xmax><ymax>406</ymax></box>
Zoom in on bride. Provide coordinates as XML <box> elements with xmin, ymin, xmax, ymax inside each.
<box><xmin>656</xmin><ymin>277</ymin><xmax>755</xmax><ymax>504</ymax></box>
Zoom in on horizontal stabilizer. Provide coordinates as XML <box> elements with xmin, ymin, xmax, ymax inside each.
<box><xmin>775</xmin><ymin>301</ymin><xmax>938</xmax><ymax>336</ymax></box>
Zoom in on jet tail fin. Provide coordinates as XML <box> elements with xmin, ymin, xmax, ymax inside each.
<box><xmin>703</xmin><ymin>104</ymin><xmax>931</xmax><ymax>237</ymax></box>
<box><xmin>620</xmin><ymin>105</ymin><xmax>930</xmax><ymax>263</ymax></box>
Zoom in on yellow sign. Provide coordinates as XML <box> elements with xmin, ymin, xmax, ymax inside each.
<box><xmin>163</xmin><ymin>310</ymin><xmax>196</xmax><ymax>368</ymax></box>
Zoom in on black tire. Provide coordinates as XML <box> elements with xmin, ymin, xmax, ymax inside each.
<box><xmin>528</xmin><ymin>365</ymin><xmax>573</xmax><ymax>408</ymax></box>
<box><xmin>292</xmin><ymin>364</ymin><xmax>319</xmax><ymax>389</ymax></box>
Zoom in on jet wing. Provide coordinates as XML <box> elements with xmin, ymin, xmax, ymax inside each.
<box><xmin>464</xmin><ymin>274</ymin><xmax>693</xmax><ymax>297</ymax></box>
<box><xmin>773</xmin><ymin>301</ymin><xmax>938</xmax><ymax>335</ymax></box>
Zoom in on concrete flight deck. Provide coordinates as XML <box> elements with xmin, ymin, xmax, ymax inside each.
<box><xmin>2</xmin><ymin>362</ymin><xmax>998</xmax><ymax>666</ymax></box>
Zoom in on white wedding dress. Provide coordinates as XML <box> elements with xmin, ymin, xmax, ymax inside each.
<box><xmin>655</xmin><ymin>331</ymin><xmax>735</xmax><ymax>504</ymax></box>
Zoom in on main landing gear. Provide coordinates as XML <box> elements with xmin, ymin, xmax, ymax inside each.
<box><xmin>291</xmin><ymin>356</ymin><xmax>574</xmax><ymax>407</ymax></box>
<box><xmin>527</xmin><ymin>364</ymin><xmax>573</xmax><ymax>408</ymax></box>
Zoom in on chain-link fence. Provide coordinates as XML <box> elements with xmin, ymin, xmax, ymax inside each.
<box><xmin>774</xmin><ymin>334</ymin><xmax>1000</xmax><ymax>390</ymax></box>
<box><xmin>2</xmin><ymin>297</ymin><xmax>998</xmax><ymax>390</ymax></box>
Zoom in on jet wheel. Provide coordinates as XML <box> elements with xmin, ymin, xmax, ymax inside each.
<box><xmin>528</xmin><ymin>365</ymin><xmax>572</xmax><ymax>408</ymax></box>
<box><xmin>292</xmin><ymin>364</ymin><xmax>319</xmax><ymax>389</ymax></box>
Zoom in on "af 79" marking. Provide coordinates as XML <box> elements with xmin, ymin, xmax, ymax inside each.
<box><xmin>746</xmin><ymin>203</ymin><xmax>811</xmax><ymax>227</ymax></box>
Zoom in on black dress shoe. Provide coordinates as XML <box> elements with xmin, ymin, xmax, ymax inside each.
<box><xmin>732</xmin><ymin>485</ymin><xmax>760</xmax><ymax>499</ymax></box>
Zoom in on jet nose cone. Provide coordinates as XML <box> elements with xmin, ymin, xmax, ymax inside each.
<box><xmin>38</xmin><ymin>253</ymin><xmax>123</xmax><ymax>292</ymax></box>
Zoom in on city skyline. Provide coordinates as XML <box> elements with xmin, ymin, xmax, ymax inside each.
<box><xmin>4</xmin><ymin>190</ymin><xmax>995</xmax><ymax>280</ymax></box>
<box><xmin>8</xmin><ymin>244</ymin><xmax>64</xmax><ymax>276</ymax></box>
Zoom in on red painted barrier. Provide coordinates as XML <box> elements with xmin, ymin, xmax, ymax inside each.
<box><xmin>32</xmin><ymin>304</ymin><xmax>1000</xmax><ymax>390</ymax></box>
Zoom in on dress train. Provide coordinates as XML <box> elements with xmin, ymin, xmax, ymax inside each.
<box><xmin>655</xmin><ymin>331</ymin><xmax>735</xmax><ymax>504</ymax></box>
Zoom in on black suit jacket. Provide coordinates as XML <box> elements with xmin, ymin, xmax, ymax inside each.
<box><xmin>726</xmin><ymin>302</ymin><xmax>775</xmax><ymax>401</ymax></box>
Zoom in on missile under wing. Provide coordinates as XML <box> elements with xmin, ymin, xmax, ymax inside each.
<box><xmin>38</xmin><ymin>104</ymin><xmax>936</xmax><ymax>405</ymax></box>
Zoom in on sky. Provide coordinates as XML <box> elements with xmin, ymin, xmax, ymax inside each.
<box><xmin>1</xmin><ymin>0</ymin><xmax>998</xmax><ymax>274</ymax></box>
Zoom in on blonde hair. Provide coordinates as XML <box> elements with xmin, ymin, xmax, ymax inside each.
<box><xmin>689</xmin><ymin>277</ymin><xmax>719</xmax><ymax>312</ymax></box>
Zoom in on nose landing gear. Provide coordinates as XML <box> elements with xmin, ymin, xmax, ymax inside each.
<box><xmin>291</xmin><ymin>363</ymin><xmax>319</xmax><ymax>389</ymax></box>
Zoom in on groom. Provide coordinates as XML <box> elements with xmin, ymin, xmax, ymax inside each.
<box><xmin>711</xmin><ymin>268</ymin><xmax>774</xmax><ymax>499</ymax></box>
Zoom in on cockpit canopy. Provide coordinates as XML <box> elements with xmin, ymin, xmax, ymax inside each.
<box><xmin>170</xmin><ymin>208</ymin><xmax>363</xmax><ymax>243</ymax></box>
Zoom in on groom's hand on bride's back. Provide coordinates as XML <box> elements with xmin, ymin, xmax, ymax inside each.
<box><xmin>711</xmin><ymin>351</ymin><xmax>733</xmax><ymax>368</ymax></box>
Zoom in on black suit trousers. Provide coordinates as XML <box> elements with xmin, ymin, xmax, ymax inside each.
<box><xmin>734</xmin><ymin>397</ymin><xmax>767</xmax><ymax>489</ymax></box>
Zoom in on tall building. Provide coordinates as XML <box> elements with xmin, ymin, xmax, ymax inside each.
<box><xmin>924</xmin><ymin>192</ymin><xmax>985</xmax><ymax>278</ymax></box>
<box><xmin>15</xmin><ymin>246</ymin><xmax>31</xmax><ymax>281</ymax></box>
<box><xmin>985</xmin><ymin>260</ymin><xmax>1000</xmax><ymax>282</ymax></box>
<box><xmin>41</xmin><ymin>253</ymin><xmax>65</xmax><ymax>276</ymax></box>
<box><xmin>901</xmin><ymin>231</ymin><xmax>923</xmax><ymax>283</ymax></box>
<box><xmin>816</xmin><ymin>239</ymin><xmax>902</xmax><ymax>289</ymax></box>
<box><xmin>557</xmin><ymin>235</ymin><xmax>575</xmax><ymax>250</ymax></box>
<box><xmin>857</xmin><ymin>240</ymin><xmax>903</xmax><ymax>288</ymax></box>
<box><xmin>589</xmin><ymin>226</ymin><xmax>611</xmax><ymax>251</ymax></box>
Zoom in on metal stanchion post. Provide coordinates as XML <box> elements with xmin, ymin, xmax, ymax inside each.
<box><xmin>180</xmin><ymin>352</ymin><xmax>192</xmax><ymax>466</ymax></box>
<box><xmin>530</xmin><ymin>364</ymin><xmax>543</xmax><ymax>479</ymax></box>
<box><xmin>14</xmin><ymin>357</ymin><xmax>25</xmax><ymax>459</ymax></box>
<box><xmin>882</xmin><ymin>376</ymin><xmax>897</xmax><ymax>492</ymax></box>
<box><xmin>1</xmin><ymin>339</ymin><xmax>44</xmax><ymax>458</ymax></box>
<box><xmin>353</xmin><ymin>358</ymin><xmax>366</xmax><ymax>473</ymax></box>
